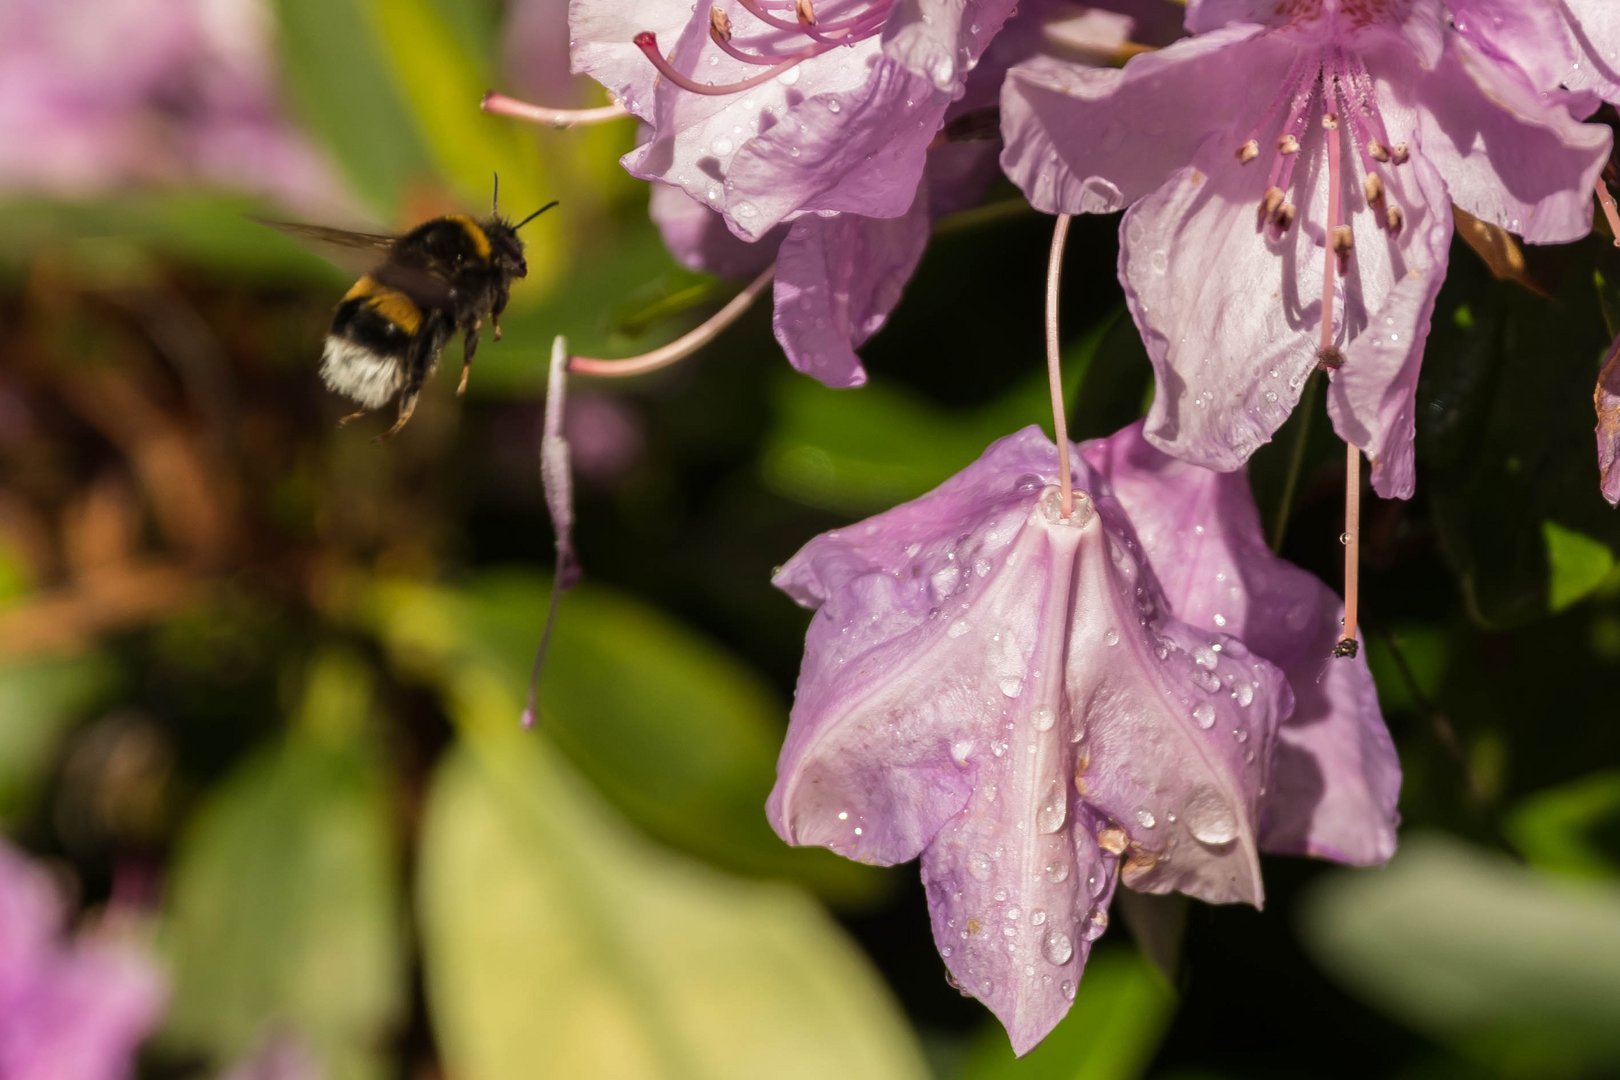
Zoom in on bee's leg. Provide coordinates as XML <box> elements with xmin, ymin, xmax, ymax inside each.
<box><xmin>337</xmin><ymin>407</ymin><xmax>372</xmax><ymax>428</ymax></box>
<box><xmin>376</xmin><ymin>390</ymin><xmax>420</xmax><ymax>441</ymax></box>
<box><xmin>457</xmin><ymin>319</ymin><xmax>481</xmax><ymax>397</ymax></box>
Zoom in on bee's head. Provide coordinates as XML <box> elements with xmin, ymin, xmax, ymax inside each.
<box><xmin>487</xmin><ymin>222</ymin><xmax>528</xmax><ymax>279</ymax></box>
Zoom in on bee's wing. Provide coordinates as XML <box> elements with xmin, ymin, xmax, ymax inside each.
<box><xmin>253</xmin><ymin>218</ymin><xmax>399</xmax><ymax>250</ymax></box>
<box><xmin>372</xmin><ymin>262</ymin><xmax>457</xmax><ymax>312</ymax></box>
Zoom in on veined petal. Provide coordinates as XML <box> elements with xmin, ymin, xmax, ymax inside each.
<box><xmin>567</xmin><ymin>0</ymin><xmax>693</xmax><ymax>120</ymax></box>
<box><xmin>1081</xmin><ymin>423</ymin><xmax>1400</xmax><ymax>866</ymax></box>
<box><xmin>1561</xmin><ymin>0</ymin><xmax>1620</xmax><ymax>103</ymax></box>
<box><xmin>1445</xmin><ymin>0</ymin><xmax>1585</xmax><ymax>97</ymax></box>
<box><xmin>1598</xmin><ymin>334</ymin><xmax>1620</xmax><ymax>508</ymax></box>
<box><xmin>883</xmin><ymin>0</ymin><xmax>1020</xmax><ymax>91</ymax></box>
<box><xmin>649</xmin><ymin>181</ymin><xmax>781</xmax><ymax>279</ymax></box>
<box><xmin>999</xmin><ymin>24</ymin><xmax>1274</xmax><ymax>216</ymax></box>
<box><xmin>772</xmin><ymin>188</ymin><xmax>932</xmax><ymax>389</ymax></box>
<box><xmin>1183</xmin><ymin>0</ymin><xmax>1290</xmax><ymax>33</ymax></box>
<box><xmin>1411</xmin><ymin>32</ymin><xmax>1611</xmax><ymax>243</ymax></box>
<box><xmin>1324</xmin><ymin>149</ymin><xmax>1454</xmax><ymax>500</ymax></box>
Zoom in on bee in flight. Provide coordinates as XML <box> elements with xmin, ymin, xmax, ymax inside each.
<box><xmin>268</xmin><ymin>179</ymin><xmax>557</xmax><ymax>439</ymax></box>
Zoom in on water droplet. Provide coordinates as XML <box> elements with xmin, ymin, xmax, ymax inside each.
<box><xmin>710</xmin><ymin>135</ymin><xmax>734</xmax><ymax>156</ymax></box>
<box><xmin>1044</xmin><ymin>860</ymin><xmax>1070</xmax><ymax>883</ymax></box>
<box><xmin>1194</xmin><ymin>670</ymin><xmax>1222</xmax><ymax>694</ymax></box>
<box><xmin>826</xmin><ymin>99</ymin><xmax>842</xmax><ymax>113</ymax></box>
<box><xmin>1036</xmin><ymin>780</ymin><xmax>1067</xmax><ymax>834</ymax></box>
<box><xmin>734</xmin><ymin>201</ymin><xmax>758</xmax><ymax>218</ymax></box>
<box><xmin>1031</xmin><ymin>909</ymin><xmax>1047</xmax><ymax>926</ymax></box>
<box><xmin>998</xmin><ymin>675</ymin><xmax>1024</xmax><ymax>698</ymax></box>
<box><xmin>930</xmin><ymin>56</ymin><xmax>956</xmax><ymax>89</ymax></box>
<box><xmin>1043</xmin><ymin>929</ymin><xmax>1074</xmax><ymax>965</ymax></box>
<box><xmin>1061</xmin><ymin>979</ymin><xmax>1075</xmax><ymax>1000</ymax></box>
<box><xmin>1235</xmin><ymin>682</ymin><xmax>1255</xmax><ymax>707</ymax></box>
<box><xmin>1031</xmin><ymin>706</ymin><xmax>1055</xmax><ymax>731</ymax></box>
<box><xmin>1212</xmin><ymin>613</ymin><xmax>1227</xmax><ymax>628</ymax></box>
<box><xmin>948</xmin><ymin>619</ymin><xmax>971</xmax><ymax>638</ymax></box>
<box><xmin>1135</xmin><ymin>808</ymin><xmax>1158</xmax><ymax>829</ymax></box>
<box><xmin>993</xmin><ymin>886</ymin><xmax>1008</xmax><ymax>902</ymax></box>
<box><xmin>1194</xmin><ymin>645</ymin><xmax>1219</xmax><ymax>670</ymax></box>
<box><xmin>941</xmin><ymin>944</ymin><xmax>953</xmax><ymax>957</ymax></box>
<box><xmin>1150</xmin><ymin>249</ymin><xmax>1169</xmax><ymax>275</ymax></box>
<box><xmin>776</xmin><ymin>66</ymin><xmax>801</xmax><ymax>86</ymax></box>
<box><xmin>951</xmin><ymin>739</ymin><xmax>974</xmax><ymax>765</ymax></box>
<box><xmin>1103</xmin><ymin>628</ymin><xmax>1120</xmax><ymax>647</ymax></box>
<box><xmin>1082</xmin><ymin>908</ymin><xmax>1109</xmax><ymax>941</ymax></box>
<box><xmin>931</xmin><ymin>565</ymin><xmax>961</xmax><ymax>599</ymax></box>
<box><xmin>1192</xmin><ymin>702</ymin><xmax>1216</xmax><ymax>729</ymax></box>
<box><xmin>1185</xmin><ymin>788</ymin><xmax>1239</xmax><ymax>846</ymax></box>
<box><xmin>973</xmin><ymin>557</ymin><xmax>992</xmax><ymax>577</ymax></box>
<box><xmin>968</xmin><ymin>851</ymin><xmax>993</xmax><ymax>880</ymax></box>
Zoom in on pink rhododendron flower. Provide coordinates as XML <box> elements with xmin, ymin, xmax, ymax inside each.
<box><xmin>0</xmin><ymin>839</ymin><xmax>166</xmax><ymax>1080</ymax></box>
<box><xmin>0</xmin><ymin>0</ymin><xmax>343</xmax><ymax>210</ymax></box>
<box><xmin>632</xmin><ymin>2</ymin><xmax>1168</xmax><ymax>386</ymax></box>
<box><xmin>1001</xmin><ymin>0</ymin><xmax>1614</xmax><ymax>498</ymax></box>
<box><xmin>769</xmin><ymin>424</ymin><xmax>1399</xmax><ymax>1051</ymax></box>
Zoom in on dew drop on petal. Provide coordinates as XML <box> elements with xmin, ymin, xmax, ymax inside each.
<box><xmin>1082</xmin><ymin>908</ymin><xmax>1109</xmax><ymax>942</ymax></box>
<box><xmin>1194</xmin><ymin>645</ymin><xmax>1219</xmax><ymax>670</ymax></box>
<box><xmin>1103</xmin><ymin>628</ymin><xmax>1120</xmax><ymax>647</ymax></box>
<box><xmin>1185</xmin><ymin>788</ymin><xmax>1239</xmax><ymax>846</ymax></box>
<box><xmin>968</xmin><ymin>851</ymin><xmax>993</xmax><ymax>880</ymax></box>
<box><xmin>1043</xmin><ymin>929</ymin><xmax>1074</xmax><ymax>965</ymax></box>
<box><xmin>776</xmin><ymin>66</ymin><xmax>801</xmax><ymax>86</ymax></box>
<box><xmin>1031</xmin><ymin>705</ymin><xmax>1055</xmax><ymax>731</ymax></box>
<box><xmin>1135</xmin><ymin>808</ymin><xmax>1157</xmax><ymax>829</ymax></box>
<box><xmin>1031</xmin><ymin>909</ymin><xmax>1047</xmax><ymax>926</ymax></box>
<box><xmin>1192</xmin><ymin>702</ymin><xmax>1216</xmax><ymax>729</ymax></box>
<box><xmin>1061</xmin><ymin>979</ymin><xmax>1075</xmax><ymax>1000</ymax></box>
<box><xmin>999</xmin><ymin>675</ymin><xmax>1024</xmax><ymax>698</ymax></box>
<box><xmin>826</xmin><ymin>98</ymin><xmax>842</xmax><ymax>113</ymax></box>
<box><xmin>1036</xmin><ymin>780</ymin><xmax>1068</xmax><ymax>834</ymax></box>
<box><xmin>948</xmin><ymin>618</ymin><xmax>971</xmax><ymax>638</ymax></box>
<box><xmin>1044</xmin><ymin>860</ymin><xmax>1070</xmax><ymax>883</ymax></box>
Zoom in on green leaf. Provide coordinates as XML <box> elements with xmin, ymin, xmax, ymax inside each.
<box><xmin>1301</xmin><ymin>833</ymin><xmax>1620</xmax><ymax>1074</ymax></box>
<box><xmin>0</xmin><ymin>655</ymin><xmax>113</xmax><ymax>823</ymax></box>
<box><xmin>159</xmin><ymin>653</ymin><xmax>404</xmax><ymax>1079</ymax></box>
<box><xmin>418</xmin><ymin>700</ymin><xmax>930</xmax><ymax>1080</ymax></box>
<box><xmin>1506</xmin><ymin>772</ymin><xmax>1620</xmax><ymax>879</ymax></box>
<box><xmin>1542</xmin><ymin>521</ymin><xmax>1617</xmax><ymax>612</ymax></box>
<box><xmin>362</xmin><ymin>574</ymin><xmax>886</xmax><ymax>905</ymax></box>
<box><xmin>955</xmin><ymin>949</ymin><xmax>1176</xmax><ymax>1080</ymax></box>
<box><xmin>271</xmin><ymin>0</ymin><xmax>433</xmax><ymax>214</ymax></box>
<box><xmin>760</xmin><ymin>314</ymin><xmax>1125</xmax><ymax>516</ymax></box>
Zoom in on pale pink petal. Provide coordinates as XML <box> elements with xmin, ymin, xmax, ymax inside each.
<box><xmin>1445</xmin><ymin>0</ymin><xmax>1586</xmax><ymax>99</ymax></box>
<box><xmin>998</xmin><ymin>24</ymin><xmax>1273</xmax><ymax>215</ymax></box>
<box><xmin>648</xmin><ymin>180</ymin><xmax>781</xmax><ymax>279</ymax></box>
<box><xmin>771</xmin><ymin>188</ymin><xmax>932</xmax><ymax>389</ymax></box>
<box><xmin>1413</xmin><ymin>33</ymin><xmax>1611</xmax><ymax>243</ymax></box>
<box><xmin>1561</xmin><ymin>0</ymin><xmax>1620</xmax><ymax>103</ymax></box>
<box><xmin>1081</xmin><ymin>423</ymin><xmax>1400</xmax><ymax>866</ymax></box>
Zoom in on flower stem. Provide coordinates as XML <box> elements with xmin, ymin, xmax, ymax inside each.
<box><xmin>568</xmin><ymin>265</ymin><xmax>775</xmax><ymax>378</ymax></box>
<box><xmin>1045</xmin><ymin>214</ymin><xmax>1074</xmax><ymax>516</ymax></box>
<box><xmin>480</xmin><ymin>91</ymin><xmax>630</xmax><ymax>128</ymax></box>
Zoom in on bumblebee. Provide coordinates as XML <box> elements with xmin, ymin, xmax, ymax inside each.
<box><xmin>271</xmin><ymin>183</ymin><xmax>556</xmax><ymax>438</ymax></box>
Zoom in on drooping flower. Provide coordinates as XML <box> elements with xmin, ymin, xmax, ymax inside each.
<box><xmin>769</xmin><ymin>426</ymin><xmax>1302</xmax><ymax>1052</ymax></box>
<box><xmin>1000</xmin><ymin>0</ymin><xmax>1614</xmax><ymax>498</ymax></box>
<box><xmin>1079</xmin><ymin>421</ymin><xmax>1399</xmax><ymax>863</ymax></box>
<box><xmin>0</xmin><ymin>839</ymin><xmax>166</xmax><ymax>1080</ymax></box>
<box><xmin>1597</xmin><ymin>334</ymin><xmax>1620</xmax><ymax>507</ymax></box>
<box><xmin>632</xmin><ymin>2</ymin><xmax>1166</xmax><ymax>385</ymax></box>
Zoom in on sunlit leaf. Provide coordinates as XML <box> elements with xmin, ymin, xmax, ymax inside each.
<box><xmin>955</xmin><ymin>949</ymin><xmax>1176</xmax><ymax>1080</ymax></box>
<box><xmin>418</xmin><ymin>684</ymin><xmax>930</xmax><ymax>1080</ymax></box>
<box><xmin>1506</xmin><ymin>772</ymin><xmax>1620</xmax><ymax>879</ymax></box>
<box><xmin>1543</xmin><ymin>521</ymin><xmax>1617</xmax><ymax>612</ymax></box>
<box><xmin>1302</xmin><ymin>833</ymin><xmax>1620</xmax><ymax>1073</ymax></box>
<box><xmin>362</xmin><ymin>574</ymin><xmax>886</xmax><ymax>905</ymax></box>
<box><xmin>159</xmin><ymin>654</ymin><xmax>404</xmax><ymax>1079</ymax></box>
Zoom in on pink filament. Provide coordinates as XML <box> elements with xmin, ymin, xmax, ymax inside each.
<box><xmin>1597</xmin><ymin>177</ymin><xmax>1620</xmax><ymax>247</ymax></box>
<box><xmin>636</xmin><ymin>32</ymin><xmax>811</xmax><ymax>95</ymax></box>
<box><xmin>1046</xmin><ymin>214</ymin><xmax>1075</xmax><ymax>517</ymax></box>
<box><xmin>568</xmin><ymin>265</ymin><xmax>777</xmax><ymax>378</ymax></box>
<box><xmin>480</xmin><ymin>92</ymin><xmax>630</xmax><ymax>128</ymax></box>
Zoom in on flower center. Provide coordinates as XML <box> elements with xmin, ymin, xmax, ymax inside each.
<box><xmin>634</xmin><ymin>1</ymin><xmax>893</xmax><ymax>96</ymax></box>
<box><xmin>1234</xmin><ymin>45</ymin><xmax>1409</xmax><ymax>368</ymax></box>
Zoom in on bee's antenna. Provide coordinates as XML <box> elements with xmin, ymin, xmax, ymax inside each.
<box><xmin>492</xmin><ymin>172</ymin><xmax>500</xmax><ymax>216</ymax></box>
<box><xmin>515</xmin><ymin>201</ymin><xmax>560</xmax><ymax>230</ymax></box>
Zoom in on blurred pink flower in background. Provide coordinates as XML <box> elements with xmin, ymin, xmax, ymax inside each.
<box><xmin>0</xmin><ymin>838</ymin><xmax>165</xmax><ymax>1080</ymax></box>
<box><xmin>0</xmin><ymin>0</ymin><xmax>343</xmax><ymax>210</ymax></box>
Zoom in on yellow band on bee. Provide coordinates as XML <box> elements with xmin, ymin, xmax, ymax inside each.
<box><xmin>343</xmin><ymin>274</ymin><xmax>378</xmax><ymax>301</ymax></box>
<box><xmin>367</xmin><ymin>287</ymin><xmax>422</xmax><ymax>333</ymax></box>
<box><xmin>448</xmin><ymin>214</ymin><xmax>492</xmax><ymax>260</ymax></box>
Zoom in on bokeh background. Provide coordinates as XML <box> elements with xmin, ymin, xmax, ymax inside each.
<box><xmin>3</xmin><ymin>1</ymin><xmax>1619</xmax><ymax>1077</ymax></box>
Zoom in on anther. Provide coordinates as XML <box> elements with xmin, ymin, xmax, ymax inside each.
<box><xmin>1368</xmin><ymin>141</ymin><xmax>1390</xmax><ymax>163</ymax></box>
<box><xmin>1331</xmin><ymin>225</ymin><xmax>1354</xmax><ymax>254</ymax></box>
<box><xmin>796</xmin><ymin>0</ymin><xmax>816</xmax><ymax>25</ymax></box>
<box><xmin>1277</xmin><ymin>133</ymin><xmax>1301</xmax><ymax>155</ymax></box>
<box><xmin>1385</xmin><ymin>204</ymin><xmax>1403</xmax><ymax>233</ymax></box>
<box><xmin>1261</xmin><ymin>186</ymin><xmax>1285</xmax><ymax>217</ymax></box>
<box><xmin>1331</xmin><ymin>637</ymin><xmax>1359</xmax><ymax>659</ymax></box>
<box><xmin>1237</xmin><ymin>139</ymin><xmax>1260</xmax><ymax>164</ymax></box>
<box><xmin>1275</xmin><ymin>202</ymin><xmax>1297</xmax><ymax>229</ymax></box>
<box><xmin>1321</xmin><ymin>112</ymin><xmax>1339</xmax><ymax>130</ymax></box>
<box><xmin>1362</xmin><ymin>173</ymin><xmax>1383</xmax><ymax>205</ymax></box>
<box><xmin>1317</xmin><ymin>345</ymin><xmax>1345</xmax><ymax>371</ymax></box>
<box><xmin>1390</xmin><ymin>142</ymin><xmax>1409</xmax><ymax>164</ymax></box>
<box><xmin>710</xmin><ymin>7</ymin><xmax>732</xmax><ymax>40</ymax></box>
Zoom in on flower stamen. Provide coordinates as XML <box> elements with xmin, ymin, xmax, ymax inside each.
<box><xmin>568</xmin><ymin>265</ymin><xmax>776</xmax><ymax>378</ymax></box>
<box><xmin>1046</xmin><ymin>214</ymin><xmax>1076</xmax><ymax>518</ymax></box>
<box><xmin>480</xmin><ymin>91</ymin><xmax>631</xmax><ymax>128</ymax></box>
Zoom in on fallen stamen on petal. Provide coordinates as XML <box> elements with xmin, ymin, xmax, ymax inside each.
<box><xmin>481</xmin><ymin>91</ymin><xmax>630</xmax><ymax>128</ymax></box>
<box><xmin>568</xmin><ymin>265</ymin><xmax>776</xmax><ymax>378</ymax></box>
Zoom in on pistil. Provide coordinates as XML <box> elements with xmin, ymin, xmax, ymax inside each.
<box><xmin>1046</xmin><ymin>214</ymin><xmax>1076</xmax><ymax>517</ymax></box>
